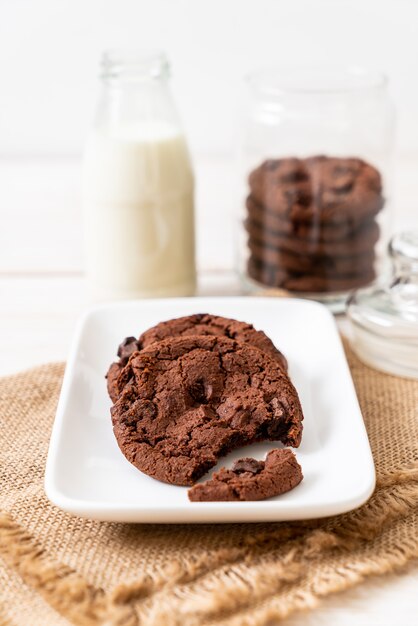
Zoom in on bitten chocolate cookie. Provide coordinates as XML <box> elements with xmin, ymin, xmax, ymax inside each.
<box><xmin>248</xmin><ymin>257</ymin><xmax>375</xmax><ymax>293</ymax></box>
<box><xmin>248</xmin><ymin>156</ymin><xmax>384</xmax><ymax>224</ymax></box>
<box><xmin>106</xmin><ymin>313</ymin><xmax>288</xmax><ymax>402</ymax></box>
<box><xmin>111</xmin><ymin>336</ymin><xmax>303</xmax><ymax>486</ymax></box>
<box><xmin>188</xmin><ymin>448</ymin><xmax>303</xmax><ymax>501</ymax></box>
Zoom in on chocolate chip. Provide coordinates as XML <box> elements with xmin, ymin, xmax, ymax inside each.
<box><xmin>117</xmin><ymin>336</ymin><xmax>141</xmax><ymax>365</ymax></box>
<box><xmin>280</xmin><ymin>170</ymin><xmax>309</xmax><ymax>184</ymax></box>
<box><xmin>284</xmin><ymin>188</ymin><xmax>312</xmax><ymax>207</ymax></box>
<box><xmin>232</xmin><ymin>458</ymin><xmax>264</xmax><ymax>475</ymax></box>
<box><xmin>189</xmin><ymin>378</ymin><xmax>213</xmax><ymax>404</ymax></box>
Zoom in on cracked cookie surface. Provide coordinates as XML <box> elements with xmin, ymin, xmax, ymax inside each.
<box><xmin>188</xmin><ymin>448</ymin><xmax>303</xmax><ymax>501</ymax></box>
<box><xmin>111</xmin><ymin>336</ymin><xmax>303</xmax><ymax>486</ymax></box>
<box><xmin>106</xmin><ymin>313</ymin><xmax>288</xmax><ymax>402</ymax></box>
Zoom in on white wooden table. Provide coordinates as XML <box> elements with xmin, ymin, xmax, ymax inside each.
<box><xmin>1</xmin><ymin>154</ymin><xmax>417</xmax><ymax>625</ymax></box>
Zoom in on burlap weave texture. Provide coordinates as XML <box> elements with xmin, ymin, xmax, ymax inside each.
<box><xmin>0</xmin><ymin>344</ymin><xmax>417</xmax><ymax>626</ymax></box>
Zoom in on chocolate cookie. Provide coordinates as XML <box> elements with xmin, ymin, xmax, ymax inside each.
<box><xmin>248</xmin><ymin>239</ymin><xmax>375</xmax><ymax>276</ymax></box>
<box><xmin>248</xmin><ymin>156</ymin><xmax>384</xmax><ymax>224</ymax></box>
<box><xmin>246</xmin><ymin>195</ymin><xmax>376</xmax><ymax>242</ymax></box>
<box><xmin>106</xmin><ymin>314</ymin><xmax>288</xmax><ymax>402</ymax></box>
<box><xmin>188</xmin><ymin>448</ymin><xmax>303</xmax><ymax>501</ymax></box>
<box><xmin>248</xmin><ymin>257</ymin><xmax>375</xmax><ymax>293</ymax></box>
<box><xmin>246</xmin><ymin>218</ymin><xmax>380</xmax><ymax>257</ymax></box>
<box><xmin>111</xmin><ymin>336</ymin><xmax>304</xmax><ymax>486</ymax></box>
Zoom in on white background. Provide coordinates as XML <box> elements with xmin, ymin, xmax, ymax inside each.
<box><xmin>0</xmin><ymin>0</ymin><xmax>418</xmax><ymax>157</ymax></box>
<box><xmin>0</xmin><ymin>0</ymin><xmax>418</xmax><ymax>276</ymax></box>
<box><xmin>0</xmin><ymin>2</ymin><xmax>417</xmax><ymax>624</ymax></box>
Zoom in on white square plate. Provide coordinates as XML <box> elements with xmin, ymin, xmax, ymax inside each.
<box><xmin>45</xmin><ymin>297</ymin><xmax>375</xmax><ymax>523</ymax></box>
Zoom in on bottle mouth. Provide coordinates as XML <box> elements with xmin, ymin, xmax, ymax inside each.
<box><xmin>101</xmin><ymin>49</ymin><xmax>169</xmax><ymax>81</ymax></box>
<box><xmin>246</xmin><ymin>66</ymin><xmax>387</xmax><ymax>97</ymax></box>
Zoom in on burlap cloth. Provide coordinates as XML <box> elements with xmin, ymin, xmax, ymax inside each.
<box><xmin>1</xmin><ymin>344</ymin><xmax>418</xmax><ymax>626</ymax></box>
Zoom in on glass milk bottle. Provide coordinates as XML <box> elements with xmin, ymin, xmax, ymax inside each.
<box><xmin>83</xmin><ymin>51</ymin><xmax>196</xmax><ymax>300</ymax></box>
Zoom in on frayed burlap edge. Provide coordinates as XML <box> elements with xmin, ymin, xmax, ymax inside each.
<box><xmin>1</xmin><ymin>346</ymin><xmax>418</xmax><ymax>626</ymax></box>
<box><xmin>1</xmin><ymin>464</ymin><xmax>418</xmax><ymax>626</ymax></box>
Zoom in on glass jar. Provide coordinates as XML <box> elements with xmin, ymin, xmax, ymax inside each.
<box><xmin>236</xmin><ymin>67</ymin><xmax>395</xmax><ymax>311</ymax></box>
<box><xmin>83</xmin><ymin>50</ymin><xmax>196</xmax><ymax>301</ymax></box>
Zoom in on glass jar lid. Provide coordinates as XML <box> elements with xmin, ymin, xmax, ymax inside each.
<box><xmin>347</xmin><ymin>231</ymin><xmax>418</xmax><ymax>379</ymax></box>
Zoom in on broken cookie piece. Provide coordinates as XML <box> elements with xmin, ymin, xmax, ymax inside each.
<box><xmin>188</xmin><ymin>449</ymin><xmax>303</xmax><ymax>501</ymax></box>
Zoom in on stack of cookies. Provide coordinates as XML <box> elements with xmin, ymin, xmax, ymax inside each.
<box><xmin>106</xmin><ymin>313</ymin><xmax>304</xmax><ymax>501</ymax></box>
<box><xmin>246</xmin><ymin>155</ymin><xmax>384</xmax><ymax>293</ymax></box>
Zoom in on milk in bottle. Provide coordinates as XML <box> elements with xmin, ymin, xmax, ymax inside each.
<box><xmin>83</xmin><ymin>51</ymin><xmax>196</xmax><ymax>300</ymax></box>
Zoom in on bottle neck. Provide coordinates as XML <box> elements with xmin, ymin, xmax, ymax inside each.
<box><xmin>100</xmin><ymin>50</ymin><xmax>169</xmax><ymax>84</ymax></box>
<box><xmin>94</xmin><ymin>50</ymin><xmax>180</xmax><ymax>135</ymax></box>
